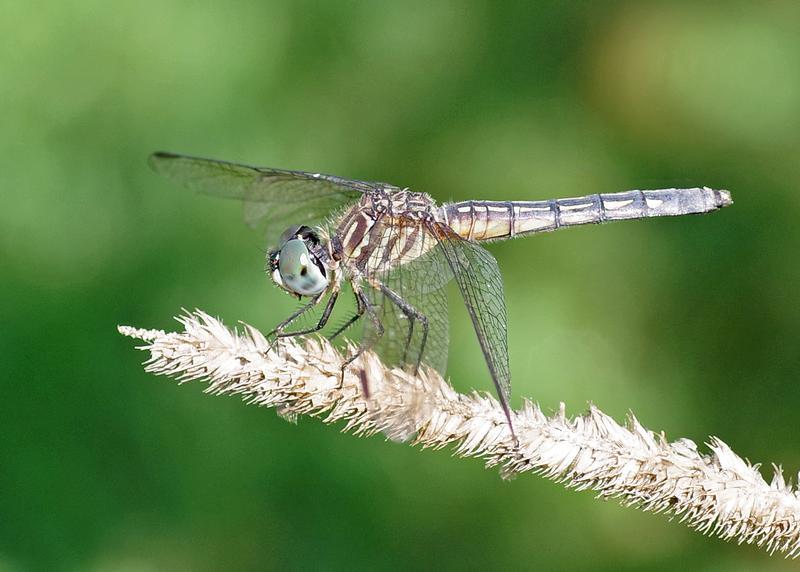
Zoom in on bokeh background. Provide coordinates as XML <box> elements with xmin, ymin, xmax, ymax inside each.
<box><xmin>2</xmin><ymin>1</ymin><xmax>800</xmax><ymax>570</ymax></box>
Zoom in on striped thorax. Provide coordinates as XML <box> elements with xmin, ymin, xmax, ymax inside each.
<box><xmin>334</xmin><ymin>188</ymin><xmax>440</xmax><ymax>274</ymax></box>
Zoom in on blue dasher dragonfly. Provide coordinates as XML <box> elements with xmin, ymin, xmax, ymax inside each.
<box><xmin>150</xmin><ymin>152</ymin><xmax>733</xmax><ymax>430</ymax></box>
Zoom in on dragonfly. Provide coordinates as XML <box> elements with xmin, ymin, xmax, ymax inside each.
<box><xmin>150</xmin><ymin>151</ymin><xmax>733</xmax><ymax>431</ymax></box>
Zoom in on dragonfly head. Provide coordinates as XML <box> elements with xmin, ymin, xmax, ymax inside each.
<box><xmin>268</xmin><ymin>226</ymin><xmax>329</xmax><ymax>298</ymax></box>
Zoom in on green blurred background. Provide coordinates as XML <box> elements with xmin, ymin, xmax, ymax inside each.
<box><xmin>2</xmin><ymin>1</ymin><xmax>799</xmax><ymax>570</ymax></box>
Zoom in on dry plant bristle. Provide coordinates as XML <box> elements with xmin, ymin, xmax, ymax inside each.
<box><xmin>119</xmin><ymin>310</ymin><xmax>800</xmax><ymax>558</ymax></box>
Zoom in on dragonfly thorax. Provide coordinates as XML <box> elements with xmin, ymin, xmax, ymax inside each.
<box><xmin>268</xmin><ymin>226</ymin><xmax>330</xmax><ymax>298</ymax></box>
<box><xmin>333</xmin><ymin>189</ymin><xmax>440</xmax><ymax>272</ymax></box>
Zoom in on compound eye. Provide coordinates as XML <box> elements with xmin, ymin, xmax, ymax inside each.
<box><xmin>276</xmin><ymin>239</ymin><xmax>328</xmax><ymax>296</ymax></box>
<box><xmin>277</xmin><ymin>225</ymin><xmax>302</xmax><ymax>246</ymax></box>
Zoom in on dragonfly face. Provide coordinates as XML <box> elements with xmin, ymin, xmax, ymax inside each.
<box><xmin>268</xmin><ymin>226</ymin><xmax>329</xmax><ymax>298</ymax></box>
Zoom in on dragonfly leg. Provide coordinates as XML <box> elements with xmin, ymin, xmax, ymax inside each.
<box><xmin>267</xmin><ymin>297</ymin><xmax>318</xmax><ymax>349</ymax></box>
<box><xmin>267</xmin><ymin>291</ymin><xmax>332</xmax><ymax>354</ymax></box>
<box><xmin>338</xmin><ymin>288</ymin><xmax>383</xmax><ymax>396</ymax></box>
<box><xmin>328</xmin><ymin>289</ymin><xmax>366</xmax><ymax>340</ymax></box>
<box><xmin>377</xmin><ymin>282</ymin><xmax>429</xmax><ymax>377</ymax></box>
<box><xmin>275</xmin><ymin>290</ymin><xmax>339</xmax><ymax>338</ymax></box>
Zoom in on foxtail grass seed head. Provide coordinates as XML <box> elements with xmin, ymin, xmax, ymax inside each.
<box><xmin>120</xmin><ymin>311</ymin><xmax>800</xmax><ymax>558</ymax></box>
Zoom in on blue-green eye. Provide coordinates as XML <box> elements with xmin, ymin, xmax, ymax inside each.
<box><xmin>275</xmin><ymin>239</ymin><xmax>328</xmax><ymax>296</ymax></box>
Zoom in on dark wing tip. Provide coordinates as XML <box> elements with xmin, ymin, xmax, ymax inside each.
<box><xmin>148</xmin><ymin>151</ymin><xmax>183</xmax><ymax>171</ymax></box>
<box><xmin>148</xmin><ymin>151</ymin><xmax>171</xmax><ymax>171</ymax></box>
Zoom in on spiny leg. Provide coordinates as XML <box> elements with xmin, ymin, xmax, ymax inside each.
<box><xmin>267</xmin><ymin>291</ymin><xmax>334</xmax><ymax>355</ymax></box>
<box><xmin>267</xmin><ymin>295</ymin><xmax>321</xmax><ymax>349</ymax></box>
<box><xmin>276</xmin><ymin>290</ymin><xmax>339</xmax><ymax>338</ymax></box>
<box><xmin>338</xmin><ymin>288</ymin><xmax>383</xmax><ymax>395</ymax></box>
<box><xmin>377</xmin><ymin>282</ymin><xmax>429</xmax><ymax>376</ymax></box>
<box><xmin>403</xmin><ymin>319</ymin><xmax>415</xmax><ymax>366</ymax></box>
<box><xmin>328</xmin><ymin>289</ymin><xmax>366</xmax><ymax>340</ymax></box>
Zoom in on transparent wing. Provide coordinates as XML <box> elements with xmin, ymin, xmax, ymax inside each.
<box><xmin>431</xmin><ymin>223</ymin><xmax>512</xmax><ymax>421</ymax></box>
<box><xmin>361</xmin><ymin>217</ymin><xmax>452</xmax><ymax>376</ymax></box>
<box><xmin>149</xmin><ymin>152</ymin><xmax>375</xmax><ymax>241</ymax></box>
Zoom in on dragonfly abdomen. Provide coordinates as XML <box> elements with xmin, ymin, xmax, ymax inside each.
<box><xmin>441</xmin><ymin>187</ymin><xmax>732</xmax><ymax>241</ymax></box>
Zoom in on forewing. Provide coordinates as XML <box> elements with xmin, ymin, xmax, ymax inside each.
<box><xmin>431</xmin><ymin>223</ymin><xmax>512</xmax><ymax>420</ymax></box>
<box><xmin>362</xmin><ymin>217</ymin><xmax>452</xmax><ymax>376</ymax></box>
<box><xmin>149</xmin><ymin>152</ymin><xmax>373</xmax><ymax>241</ymax></box>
